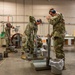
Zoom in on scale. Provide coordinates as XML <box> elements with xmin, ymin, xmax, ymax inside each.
<box><xmin>31</xmin><ymin>23</ymin><xmax>51</xmax><ymax>71</ymax></box>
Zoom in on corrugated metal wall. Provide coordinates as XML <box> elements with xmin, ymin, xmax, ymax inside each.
<box><xmin>0</xmin><ymin>0</ymin><xmax>75</xmax><ymax>36</ymax></box>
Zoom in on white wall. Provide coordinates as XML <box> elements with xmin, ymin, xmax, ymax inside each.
<box><xmin>0</xmin><ymin>0</ymin><xmax>75</xmax><ymax>35</ymax></box>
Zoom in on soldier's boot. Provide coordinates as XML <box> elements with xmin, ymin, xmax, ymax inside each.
<box><xmin>6</xmin><ymin>47</ymin><xmax>11</xmax><ymax>53</ymax></box>
<box><xmin>63</xmin><ymin>58</ymin><xmax>66</xmax><ymax>70</ymax></box>
<box><xmin>21</xmin><ymin>52</ymin><xmax>26</xmax><ymax>60</ymax></box>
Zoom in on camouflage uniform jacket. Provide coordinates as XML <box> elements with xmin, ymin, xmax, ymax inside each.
<box><xmin>5</xmin><ymin>27</ymin><xmax>11</xmax><ymax>38</ymax></box>
<box><xmin>24</xmin><ymin>22</ymin><xmax>33</xmax><ymax>36</ymax></box>
<box><xmin>48</xmin><ymin>13</ymin><xmax>65</xmax><ymax>38</ymax></box>
<box><xmin>24</xmin><ymin>22</ymin><xmax>38</xmax><ymax>38</ymax></box>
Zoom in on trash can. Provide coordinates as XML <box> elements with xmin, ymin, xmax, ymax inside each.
<box><xmin>50</xmin><ymin>59</ymin><xmax>64</xmax><ymax>75</ymax></box>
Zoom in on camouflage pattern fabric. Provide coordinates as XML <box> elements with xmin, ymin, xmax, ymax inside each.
<box><xmin>23</xmin><ymin>16</ymin><xmax>43</xmax><ymax>54</ymax></box>
<box><xmin>54</xmin><ymin>37</ymin><xmax>65</xmax><ymax>59</ymax></box>
<box><xmin>23</xmin><ymin>22</ymin><xmax>37</xmax><ymax>54</ymax></box>
<box><xmin>5</xmin><ymin>26</ymin><xmax>11</xmax><ymax>48</ymax></box>
<box><xmin>48</xmin><ymin>13</ymin><xmax>65</xmax><ymax>59</ymax></box>
<box><xmin>37</xmin><ymin>37</ymin><xmax>43</xmax><ymax>48</ymax></box>
<box><xmin>34</xmin><ymin>23</ymin><xmax>38</xmax><ymax>38</ymax></box>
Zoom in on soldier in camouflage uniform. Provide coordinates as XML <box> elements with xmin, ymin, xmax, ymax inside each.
<box><xmin>46</xmin><ymin>8</ymin><xmax>65</xmax><ymax>60</ymax></box>
<box><xmin>5</xmin><ymin>23</ymin><xmax>14</xmax><ymax>48</ymax></box>
<box><xmin>37</xmin><ymin>37</ymin><xmax>43</xmax><ymax>48</ymax></box>
<box><xmin>34</xmin><ymin>19</ymin><xmax>43</xmax><ymax>49</ymax></box>
<box><xmin>23</xmin><ymin>16</ymin><xmax>42</xmax><ymax>54</ymax></box>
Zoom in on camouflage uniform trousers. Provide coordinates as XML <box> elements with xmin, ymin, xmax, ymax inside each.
<box><xmin>53</xmin><ymin>37</ymin><xmax>65</xmax><ymax>59</ymax></box>
<box><xmin>23</xmin><ymin>34</ymin><xmax>34</xmax><ymax>54</ymax></box>
<box><xmin>6</xmin><ymin>37</ymin><xmax>10</xmax><ymax>48</ymax></box>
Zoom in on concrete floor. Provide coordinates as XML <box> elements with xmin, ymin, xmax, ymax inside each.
<box><xmin>0</xmin><ymin>47</ymin><xmax>75</xmax><ymax>75</ymax></box>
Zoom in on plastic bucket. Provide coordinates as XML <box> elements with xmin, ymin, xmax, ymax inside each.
<box><xmin>50</xmin><ymin>59</ymin><xmax>64</xmax><ymax>75</ymax></box>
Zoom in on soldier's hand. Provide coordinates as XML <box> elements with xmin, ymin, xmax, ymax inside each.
<box><xmin>47</xmin><ymin>34</ymin><xmax>52</xmax><ymax>38</ymax></box>
<box><xmin>12</xmin><ymin>26</ymin><xmax>15</xmax><ymax>29</ymax></box>
<box><xmin>34</xmin><ymin>39</ymin><xmax>36</xmax><ymax>43</ymax></box>
<box><xmin>47</xmin><ymin>34</ymin><xmax>50</xmax><ymax>37</ymax></box>
<box><xmin>46</xmin><ymin>16</ymin><xmax>50</xmax><ymax>20</ymax></box>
